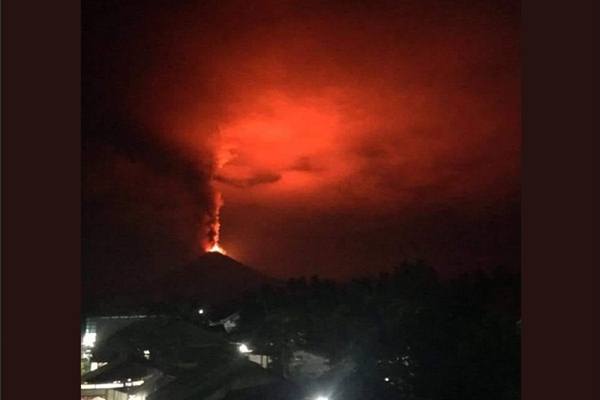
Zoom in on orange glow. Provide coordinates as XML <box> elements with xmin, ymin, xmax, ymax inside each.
<box><xmin>207</xmin><ymin>242</ymin><xmax>227</xmax><ymax>255</ymax></box>
<box><xmin>203</xmin><ymin>191</ymin><xmax>226</xmax><ymax>254</ymax></box>
<box><xmin>118</xmin><ymin>0</ymin><xmax>520</xmax><ymax>276</ymax></box>
<box><xmin>214</xmin><ymin>92</ymin><xmax>347</xmax><ymax>202</ymax></box>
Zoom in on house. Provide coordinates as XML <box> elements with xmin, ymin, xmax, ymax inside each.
<box><xmin>81</xmin><ymin>356</ymin><xmax>169</xmax><ymax>400</ymax></box>
<box><xmin>147</xmin><ymin>358</ymin><xmax>300</xmax><ymax>400</ymax></box>
<box><xmin>82</xmin><ymin>314</ymin><xmax>159</xmax><ymax>374</ymax></box>
<box><xmin>82</xmin><ymin>317</ymin><xmax>299</xmax><ymax>400</ymax></box>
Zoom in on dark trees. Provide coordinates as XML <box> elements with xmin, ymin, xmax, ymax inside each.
<box><xmin>241</xmin><ymin>262</ymin><xmax>520</xmax><ymax>400</ymax></box>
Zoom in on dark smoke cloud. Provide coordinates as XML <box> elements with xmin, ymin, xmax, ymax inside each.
<box><xmin>215</xmin><ymin>172</ymin><xmax>282</xmax><ymax>188</ymax></box>
<box><xmin>82</xmin><ymin>0</ymin><xmax>222</xmax><ymax>292</ymax></box>
<box><xmin>82</xmin><ymin>122</ymin><xmax>217</xmax><ymax>295</ymax></box>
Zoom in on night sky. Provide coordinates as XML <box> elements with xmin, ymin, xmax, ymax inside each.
<box><xmin>83</xmin><ymin>0</ymin><xmax>520</xmax><ymax>293</ymax></box>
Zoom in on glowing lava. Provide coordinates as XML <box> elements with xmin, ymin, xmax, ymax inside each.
<box><xmin>208</xmin><ymin>242</ymin><xmax>227</xmax><ymax>255</ymax></box>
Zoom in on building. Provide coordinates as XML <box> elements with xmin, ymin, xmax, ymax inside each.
<box><xmin>81</xmin><ymin>316</ymin><xmax>299</xmax><ymax>400</ymax></box>
<box><xmin>82</xmin><ymin>314</ymin><xmax>158</xmax><ymax>374</ymax></box>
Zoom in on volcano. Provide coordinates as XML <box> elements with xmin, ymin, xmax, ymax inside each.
<box><xmin>83</xmin><ymin>253</ymin><xmax>274</xmax><ymax>315</ymax></box>
<box><xmin>153</xmin><ymin>252</ymin><xmax>274</xmax><ymax>305</ymax></box>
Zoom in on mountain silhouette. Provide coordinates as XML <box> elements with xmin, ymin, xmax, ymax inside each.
<box><xmin>152</xmin><ymin>252</ymin><xmax>273</xmax><ymax>305</ymax></box>
<box><xmin>83</xmin><ymin>253</ymin><xmax>273</xmax><ymax>315</ymax></box>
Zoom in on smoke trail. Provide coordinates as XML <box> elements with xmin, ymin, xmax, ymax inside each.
<box><xmin>204</xmin><ymin>190</ymin><xmax>224</xmax><ymax>252</ymax></box>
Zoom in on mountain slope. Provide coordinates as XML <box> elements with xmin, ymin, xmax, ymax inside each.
<box><xmin>153</xmin><ymin>252</ymin><xmax>273</xmax><ymax>305</ymax></box>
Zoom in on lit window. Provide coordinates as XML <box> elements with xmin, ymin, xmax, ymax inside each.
<box><xmin>143</xmin><ymin>350</ymin><xmax>150</xmax><ymax>360</ymax></box>
<box><xmin>82</xmin><ymin>332</ymin><xmax>97</xmax><ymax>348</ymax></box>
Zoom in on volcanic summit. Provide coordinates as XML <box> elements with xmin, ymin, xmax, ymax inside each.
<box><xmin>155</xmin><ymin>252</ymin><xmax>273</xmax><ymax>305</ymax></box>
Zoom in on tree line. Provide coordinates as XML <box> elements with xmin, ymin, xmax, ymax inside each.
<box><xmin>235</xmin><ymin>261</ymin><xmax>520</xmax><ymax>400</ymax></box>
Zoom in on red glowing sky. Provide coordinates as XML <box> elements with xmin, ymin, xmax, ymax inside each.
<box><xmin>83</xmin><ymin>0</ymin><xmax>520</xmax><ymax>283</ymax></box>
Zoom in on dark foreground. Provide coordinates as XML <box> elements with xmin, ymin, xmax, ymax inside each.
<box><xmin>82</xmin><ymin>261</ymin><xmax>520</xmax><ymax>400</ymax></box>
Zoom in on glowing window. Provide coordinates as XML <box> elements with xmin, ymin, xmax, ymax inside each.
<box><xmin>82</xmin><ymin>332</ymin><xmax>97</xmax><ymax>348</ymax></box>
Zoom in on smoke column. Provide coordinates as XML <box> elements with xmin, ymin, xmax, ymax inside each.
<box><xmin>204</xmin><ymin>191</ymin><xmax>225</xmax><ymax>253</ymax></box>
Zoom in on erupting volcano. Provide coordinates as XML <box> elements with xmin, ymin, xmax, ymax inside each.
<box><xmin>83</xmin><ymin>0</ymin><xmax>520</xmax><ymax>285</ymax></box>
<box><xmin>204</xmin><ymin>191</ymin><xmax>227</xmax><ymax>255</ymax></box>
